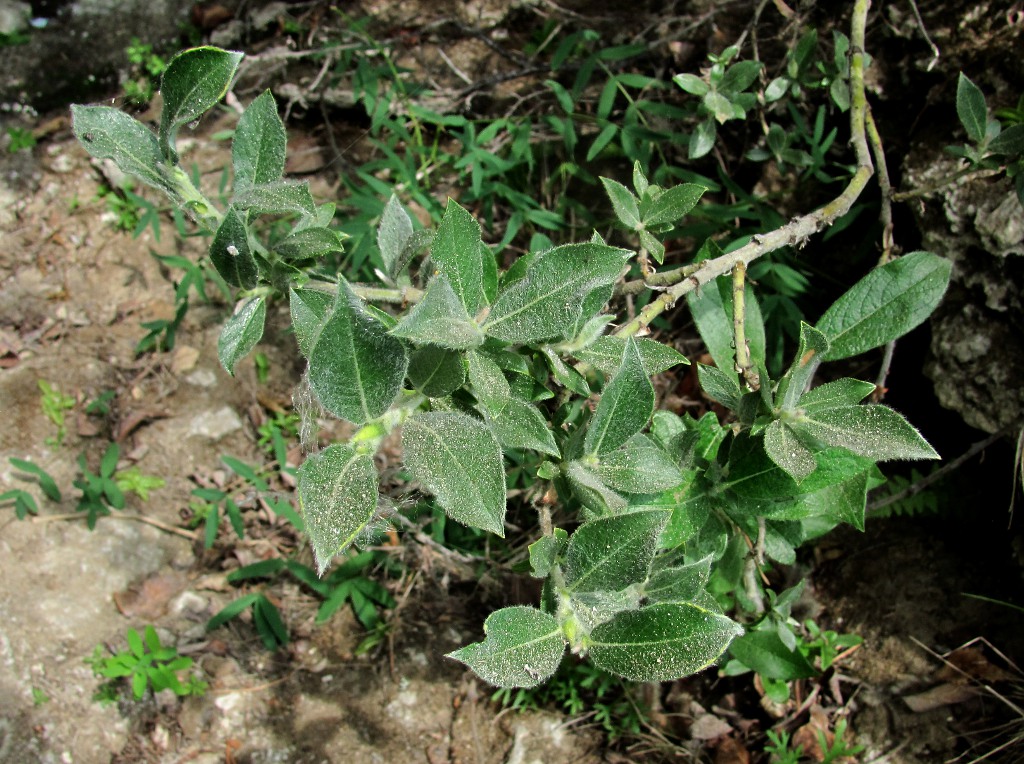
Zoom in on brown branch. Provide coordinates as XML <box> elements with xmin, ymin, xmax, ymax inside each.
<box><xmin>614</xmin><ymin>0</ymin><xmax>875</xmax><ymax>339</ymax></box>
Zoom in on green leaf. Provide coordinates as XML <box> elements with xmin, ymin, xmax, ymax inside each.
<box><xmin>528</xmin><ymin>529</ymin><xmax>567</xmax><ymax>579</ymax></box>
<box><xmin>232</xmin><ymin>90</ymin><xmax>286</xmax><ymax>190</ymax></box>
<box><xmin>816</xmin><ymin>251</ymin><xmax>952</xmax><ymax>361</ymax></box>
<box><xmin>564</xmin><ymin>461</ymin><xmax>628</xmax><ymax>517</ymax></box>
<box><xmin>600</xmin><ymin>177</ymin><xmax>641</xmax><ymax>229</ymax></box>
<box><xmin>642</xmin><ymin>183</ymin><xmax>705</xmax><ymax>226</ymax></box>
<box><xmin>272</xmin><ymin>227</ymin><xmax>345</xmax><ymax>260</ymax></box>
<box><xmin>218</xmin><ymin>296</ymin><xmax>266</xmax><ymax>375</ymax></box>
<box><xmin>589</xmin><ymin>603</ymin><xmax>742</xmax><ymax>682</ymax></box>
<box><xmin>9</xmin><ymin>458</ymin><xmax>61</xmax><ymax>501</ymax></box>
<box><xmin>159</xmin><ymin>47</ymin><xmax>243</xmax><ymax>161</ymax></box>
<box><xmin>288</xmin><ymin>287</ymin><xmax>333</xmax><ymax>358</ymax></box>
<box><xmin>483</xmin><ymin>243</ymin><xmax>631</xmax><ymax>344</ymax></box>
<box><xmin>726</xmin><ymin>436</ymin><xmax>873</xmax><ymax>500</ymax></box>
<box><xmin>467</xmin><ymin>351</ymin><xmax>511</xmax><ymax>411</ymax></box>
<box><xmin>644</xmin><ymin>555</ymin><xmax>713</xmax><ymax>605</ymax></box>
<box><xmin>542</xmin><ymin>348</ymin><xmax>591</xmax><ymax>398</ymax></box>
<box><xmin>407</xmin><ymin>346</ymin><xmax>466</xmax><ymax>397</ymax></box>
<box><xmin>574</xmin><ymin>336</ymin><xmax>689</xmax><ymax>377</ymax></box>
<box><xmin>402</xmin><ymin>411</ymin><xmax>506</xmax><ymax>536</ymax></box>
<box><xmin>776</xmin><ymin>323</ymin><xmax>830</xmax><ymax>412</ymax></box>
<box><xmin>308</xmin><ymin>281</ymin><xmax>408</xmax><ymax>424</ymax></box>
<box><xmin>432</xmin><ymin>199</ymin><xmax>485</xmax><ymax>314</ymax></box>
<box><xmin>487</xmin><ymin>398</ymin><xmax>561</xmax><ymax>458</ymax></box>
<box><xmin>696</xmin><ymin>364</ymin><xmax>741</xmax><ymax>410</ymax></box>
<box><xmin>798</xmin><ymin>378</ymin><xmax>876</xmax><ymax>411</ymax></box>
<box><xmin>989</xmin><ymin>124</ymin><xmax>1024</xmax><ymax>156</ymax></box>
<box><xmin>564</xmin><ymin>509</ymin><xmax>670</xmax><ymax>594</ymax></box>
<box><xmin>765</xmin><ymin>77</ymin><xmax>789</xmax><ymax>102</ymax></box>
<box><xmin>71</xmin><ymin>106</ymin><xmax>170</xmax><ymax>195</ymax></box>
<box><xmin>448</xmin><ymin>606</ymin><xmax>566</xmax><ymax>688</ymax></box>
<box><xmin>209</xmin><ymin>207</ymin><xmax>258</xmax><ymax>288</ymax></box>
<box><xmin>207</xmin><ymin>593</ymin><xmax>262</xmax><ymax>631</ymax></box>
<box><xmin>674</xmin><ymin>73</ymin><xmax>709</xmax><ymax>96</ymax></box>
<box><xmin>595</xmin><ymin>434</ymin><xmax>685</xmax><ymax>494</ymax></box>
<box><xmin>791</xmin><ymin>404</ymin><xmax>939</xmax><ymax>461</ymax></box>
<box><xmin>728</xmin><ymin>630</ymin><xmax>816</xmax><ymax>680</ymax></box>
<box><xmin>687</xmin><ymin>275</ymin><xmax>733</xmax><ymax>373</ymax></box>
<box><xmin>689</xmin><ymin>118</ymin><xmax>716</xmax><ymax>159</ymax></box>
<box><xmin>956</xmin><ymin>72</ymin><xmax>988</xmax><ymax>143</ymax></box>
<box><xmin>0</xmin><ymin>489</ymin><xmax>38</xmax><ymax>519</ymax></box>
<box><xmin>233</xmin><ymin>180</ymin><xmax>316</xmax><ymax>218</ymax></box>
<box><xmin>378</xmin><ymin>194</ymin><xmax>414</xmax><ymax>277</ymax></box>
<box><xmin>297</xmin><ymin>443</ymin><xmax>378</xmax><ymax>575</ymax></box>
<box><xmin>720</xmin><ymin>60</ymin><xmax>762</xmax><ymax>93</ymax></box>
<box><xmin>390</xmin><ymin>275</ymin><xmax>484</xmax><ymax>350</ymax></box>
<box><xmin>585</xmin><ymin>337</ymin><xmax>654</xmax><ymax>456</ymax></box>
<box><xmin>764</xmin><ymin>419</ymin><xmax>817</xmax><ymax>482</ymax></box>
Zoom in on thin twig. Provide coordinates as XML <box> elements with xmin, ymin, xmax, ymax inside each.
<box><xmin>614</xmin><ymin>0</ymin><xmax>874</xmax><ymax>338</ymax></box>
<box><xmin>868</xmin><ymin>428</ymin><xmax>1010</xmax><ymax>514</ymax></box>
<box><xmin>732</xmin><ymin>262</ymin><xmax>760</xmax><ymax>390</ymax></box>
<box><xmin>865</xmin><ymin>106</ymin><xmax>894</xmax><ymax>264</ymax></box>
<box><xmin>906</xmin><ymin>0</ymin><xmax>940</xmax><ymax>71</ymax></box>
<box><xmin>32</xmin><ymin>511</ymin><xmax>199</xmax><ymax>540</ymax></box>
<box><xmin>872</xmin><ymin>339</ymin><xmax>896</xmax><ymax>402</ymax></box>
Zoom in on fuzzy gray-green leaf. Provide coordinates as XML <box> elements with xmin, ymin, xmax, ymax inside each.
<box><xmin>573</xmin><ymin>336</ymin><xmax>689</xmax><ymax>377</ymax></box>
<box><xmin>307</xmin><ymin>281</ymin><xmax>408</xmax><ymax>424</ymax></box>
<box><xmin>483</xmin><ymin>243</ymin><xmax>630</xmax><ymax>344</ymax></box>
<box><xmin>408</xmin><ymin>347</ymin><xmax>466</xmax><ymax>397</ymax></box>
<box><xmin>956</xmin><ymin>72</ymin><xmax>988</xmax><ymax>143</ymax></box>
<box><xmin>589</xmin><ymin>603</ymin><xmax>742</xmax><ymax>682</ymax></box>
<box><xmin>600</xmin><ymin>177</ymin><xmax>641</xmax><ymax>229</ymax></box>
<box><xmin>487</xmin><ymin>398</ymin><xmax>560</xmax><ymax>458</ymax></box>
<box><xmin>564</xmin><ymin>509</ymin><xmax>671</xmax><ymax>594</ymax></box>
<box><xmin>447</xmin><ymin>606</ymin><xmax>565</xmax><ymax>688</ymax></box>
<box><xmin>233</xmin><ymin>90</ymin><xmax>286</xmax><ymax>191</ymax></box>
<box><xmin>777</xmin><ymin>322</ymin><xmax>830</xmax><ymax>412</ymax></box>
<box><xmin>218</xmin><ymin>296</ymin><xmax>266</xmax><ymax>375</ymax></box>
<box><xmin>644</xmin><ymin>555</ymin><xmax>713</xmax><ymax>605</ymax></box>
<box><xmin>585</xmin><ymin>337</ymin><xmax>654</xmax><ymax>456</ymax></box>
<box><xmin>402</xmin><ymin>411</ymin><xmax>506</xmax><ymax>536</ymax></box>
<box><xmin>595</xmin><ymin>434</ymin><xmax>685</xmax><ymax>494</ymax></box>
<box><xmin>297</xmin><ymin>443</ymin><xmax>378</xmax><ymax>575</ymax></box>
<box><xmin>233</xmin><ymin>180</ymin><xmax>316</xmax><ymax>218</ymax></box>
<box><xmin>272</xmin><ymin>227</ymin><xmax>345</xmax><ymax>261</ymax></box>
<box><xmin>791</xmin><ymin>404</ymin><xmax>939</xmax><ymax>462</ymax></box>
<box><xmin>210</xmin><ymin>207</ymin><xmax>258</xmax><ymax>288</ymax></box>
<box><xmin>798</xmin><ymin>378</ymin><xmax>876</xmax><ymax>412</ymax></box>
<box><xmin>159</xmin><ymin>47</ymin><xmax>243</xmax><ymax>161</ymax></box>
<box><xmin>642</xmin><ymin>183</ymin><xmax>705</xmax><ymax>226</ymax></box>
<box><xmin>816</xmin><ymin>252</ymin><xmax>951</xmax><ymax>362</ymax></box>
<box><xmin>391</xmin><ymin>275</ymin><xmax>484</xmax><ymax>350</ymax></box>
<box><xmin>764</xmin><ymin>419</ymin><xmax>817</xmax><ymax>482</ymax></box>
<box><xmin>378</xmin><ymin>194</ymin><xmax>414</xmax><ymax>277</ymax></box>
<box><xmin>71</xmin><ymin>105</ymin><xmax>170</xmax><ymax>194</ymax></box>
<box><xmin>467</xmin><ymin>350</ymin><xmax>512</xmax><ymax>411</ymax></box>
<box><xmin>289</xmin><ymin>287</ymin><xmax>332</xmax><ymax>359</ymax></box>
<box><xmin>432</xmin><ymin>199</ymin><xmax>485</xmax><ymax>314</ymax></box>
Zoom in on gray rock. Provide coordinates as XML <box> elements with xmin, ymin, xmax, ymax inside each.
<box><xmin>0</xmin><ymin>0</ymin><xmax>31</xmax><ymax>36</ymax></box>
<box><xmin>0</xmin><ymin>0</ymin><xmax>193</xmax><ymax>111</ymax></box>
<box><xmin>904</xmin><ymin>150</ymin><xmax>1024</xmax><ymax>433</ymax></box>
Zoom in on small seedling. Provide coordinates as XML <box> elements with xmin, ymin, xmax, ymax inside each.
<box><xmin>6</xmin><ymin>126</ymin><xmax>36</xmax><ymax>153</ymax></box>
<box><xmin>1</xmin><ymin>457</ymin><xmax>61</xmax><ymax>519</ymax></box>
<box><xmin>114</xmin><ymin>466</ymin><xmax>166</xmax><ymax>501</ymax></box>
<box><xmin>31</xmin><ymin>687</ymin><xmax>50</xmax><ymax>706</ymax></box>
<box><xmin>39</xmin><ymin>380</ymin><xmax>75</xmax><ymax>446</ymax></box>
<box><xmin>74</xmin><ymin>442</ymin><xmax>125</xmax><ymax>528</ymax></box>
<box><xmin>86</xmin><ymin>625</ymin><xmax>206</xmax><ymax>703</ymax></box>
<box><xmin>123</xmin><ymin>37</ymin><xmax>167</xmax><ymax>106</ymax></box>
<box><xmin>208</xmin><ymin>550</ymin><xmax>397</xmax><ymax>651</ymax></box>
